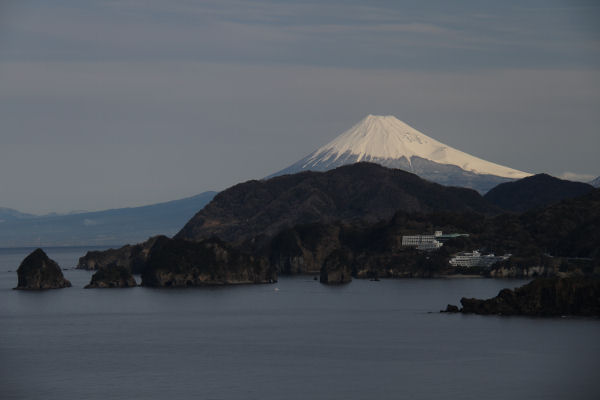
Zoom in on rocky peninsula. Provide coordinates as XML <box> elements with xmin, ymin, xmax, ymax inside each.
<box><xmin>76</xmin><ymin>167</ymin><xmax>600</xmax><ymax>285</ymax></box>
<box><xmin>443</xmin><ymin>277</ymin><xmax>600</xmax><ymax>316</ymax></box>
<box><xmin>14</xmin><ymin>248</ymin><xmax>71</xmax><ymax>290</ymax></box>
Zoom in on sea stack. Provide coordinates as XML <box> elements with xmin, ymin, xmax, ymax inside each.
<box><xmin>320</xmin><ymin>250</ymin><xmax>352</xmax><ymax>284</ymax></box>
<box><xmin>85</xmin><ymin>264</ymin><xmax>137</xmax><ymax>288</ymax></box>
<box><xmin>14</xmin><ymin>248</ymin><xmax>72</xmax><ymax>290</ymax></box>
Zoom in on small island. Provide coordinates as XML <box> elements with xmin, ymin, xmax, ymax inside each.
<box><xmin>14</xmin><ymin>248</ymin><xmax>72</xmax><ymax>290</ymax></box>
<box><xmin>85</xmin><ymin>264</ymin><xmax>137</xmax><ymax>288</ymax></box>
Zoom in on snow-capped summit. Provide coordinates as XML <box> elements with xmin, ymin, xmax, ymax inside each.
<box><xmin>271</xmin><ymin>115</ymin><xmax>531</xmax><ymax>192</ymax></box>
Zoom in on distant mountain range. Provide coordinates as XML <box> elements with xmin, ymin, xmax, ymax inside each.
<box><xmin>0</xmin><ymin>207</ymin><xmax>35</xmax><ymax>221</ymax></box>
<box><xmin>272</xmin><ymin>115</ymin><xmax>532</xmax><ymax>193</ymax></box>
<box><xmin>590</xmin><ymin>176</ymin><xmax>600</xmax><ymax>188</ymax></box>
<box><xmin>0</xmin><ymin>192</ymin><xmax>216</xmax><ymax>247</ymax></box>
<box><xmin>2</xmin><ymin>115</ymin><xmax>595</xmax><ymax>248</ymax></box>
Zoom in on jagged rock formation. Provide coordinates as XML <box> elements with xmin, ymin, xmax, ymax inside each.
<box><xmin>141</xmin><ymin>236</ymin><xmax>276</xmax><ymax>287</ymax></box>
<box><xmin>77</xmin><ymin>236</ymin><xmax>160</xmax><ymax>273</ymax></box>
<box><xmin>85</xmin><ymin>265</ymin><xmax>137</xmax><ymax>288</ymax></box>
<box><xmin>484</xmin><ymin>173</ymin><xmax>594</xmax><ymax>213</ymax></box>
<box><xmin>452</xmin><ymin>277</ymin><xmax>600</xmax><ymax>316</ymax></box>
<box><xmin>14</xmin><ymin>249</ymin><xmax>71</xmax><ymax>290</ymax></box>
<box><xmin>176</xmin><ymin>163</ymin><xmax>499</xmax><ymax>248</ymax></box>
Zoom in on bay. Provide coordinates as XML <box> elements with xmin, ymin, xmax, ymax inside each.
<box><xmin>1</xmin><ymin>247</ymin><xmax>598</xmax><ymax>399</ymax></box>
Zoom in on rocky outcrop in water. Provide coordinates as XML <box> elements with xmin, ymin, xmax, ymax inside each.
<box><xmin>85</xmin><ymin>265</ymin><xmax>137</xmax><ymax>288</ymax></box>
<box><xmin>445</xmin><ymin>277</ymin><xmax>600</xmax><ymax>316</ymax></box>
<box><xmin>142</xmin><ymin>236</ymin><xmax>276</xmax><ymax>287</ymax></box>
<box><xmin>14</xmin><ymin>248</ymin><xmax>71</xmax><ymax>290</ymax></box>
<box><xmin>77</xmin><ymin>236</ymin><xmax>160</xmax><ymax>273</ymax></box>
<box><xmin>319</xmin><ymin>249</ymin><xmax>352</xmax><ymax>284</ymax></box>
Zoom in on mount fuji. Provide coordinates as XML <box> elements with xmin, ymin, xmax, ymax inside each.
<box><xmin>271</xmin><ymin>115</ymin><xmax>531</xmax><ymax>193</ymax></box>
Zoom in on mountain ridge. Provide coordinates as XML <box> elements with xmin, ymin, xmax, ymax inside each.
<box><xmin>175</xmin><ymin>162</ymin><xmax>500</xmax><ymax>248</ymax></box>
<box><xmin>0</xmin><ymin>207</ymin><xmax>35</xmax><ymax>221</ymax></box>
<box><xmin>0</xmin><ymin>191</ymin><xmax>217</xmax><ymax>247</ymax></box>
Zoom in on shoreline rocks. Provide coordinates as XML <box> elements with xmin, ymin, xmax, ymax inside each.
<box><xmin>442</xmin><ymin>277</ymin><xmax>600</xmax><ymax>316</ymax></box>
<box><xmin>85</xmin><ymin>265</ymin><xmax>137</xmax><ymax>288</ymax></box>
<box><xmin>14</xmin><ymin>248</ymin><xmax>72</xmax><ymax>290</ymax></box>
<box><xmin>142</xmin><ymin>236</ymin><xmax>276</xmax><ymax>287</ymax></box>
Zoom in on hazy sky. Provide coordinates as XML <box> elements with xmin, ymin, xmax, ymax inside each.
<box><xmin>1</xmin><ymin>0</ymin><xmax>599</xmax><ymax>214</ymax></box>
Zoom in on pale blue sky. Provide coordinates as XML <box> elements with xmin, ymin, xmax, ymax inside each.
<box><xmin>1</xmin><ymin>0</ymin><xmax>599</xmax><ymax>213</ymax></box>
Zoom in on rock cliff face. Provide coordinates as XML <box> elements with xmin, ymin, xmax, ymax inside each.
<box><xmin>268</xmin><ymin>223</ymin><xmax>342</xmax><ymax>275</ymax></box>
<box><xmin>267</xmin><ymin>218</ymin><xmax>458</xmax><ymax>278</ymax></box>
<box><xmin>14</xmin><ymin>249</ymin><xmax>71</xmax><ymax>290</ymax></box>
<box><xmin>85</xmin><ymin>265</ymin><xmax>137</xmax><ymax>288</ymax></box>
<box><xmin>77</xmin><ymin>236</ymin><xmax>160</xmax><ymax>273</ymax></box>
<box><xmin>142</xmin><ymin>236</ymin><xmax>276</xmax><ymax>287</ymax></box>
<box><xmin>455</xmin><ymin>277</ymin><xmax>600</xmax><ymax>316</ymax></box>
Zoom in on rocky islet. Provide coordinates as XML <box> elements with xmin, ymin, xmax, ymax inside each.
<box><xmin>14</xmin><ymin>248</ymin><xmax>71</xmax><ymax>290</ymax></box>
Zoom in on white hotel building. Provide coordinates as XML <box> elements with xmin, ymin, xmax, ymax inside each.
<box><xmin>401</xmin><ymin>231</ymin><xmax>444</xmax><ymax>251</ymax></box>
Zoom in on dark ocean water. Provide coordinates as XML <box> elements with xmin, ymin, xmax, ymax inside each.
<box><xmin>1</xmin><ymin>247</ymin><xmax>599</xmax><ymax>400</ymax></box>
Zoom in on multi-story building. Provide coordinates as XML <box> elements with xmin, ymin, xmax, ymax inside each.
<box><xmin>449</xmin><ymin>250</ymin><xmax>511</xmax><ymax>268</ymax></box>
<box><xmin>401</xmin><ymin>231</ymin><xmax>469</xmax><ymax>251</ymax></box>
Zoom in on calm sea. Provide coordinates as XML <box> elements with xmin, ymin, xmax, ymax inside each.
<box><xmin>1</xmin><ymin>247</ymin><xmax>599</xmax><ymax>400</ymax></box>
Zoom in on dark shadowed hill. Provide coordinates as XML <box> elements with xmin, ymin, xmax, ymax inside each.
<box><xmin>519</xmin><ymin>187</ymin><xmax>600</xmax><ymax>260</ymax></box>
<box><xmin>484</xmin><ymin>173</ymin><xmax>594</xmax><ymax>213</ymax></box>
<box><xmin>175</xmin><ymin>163</ymin><xmax>499</xmax><ymax>246</ymax></box>
<box><xmin>267</xmin><ymin>188</ymin><xmax>600</xmax><ymax>278</ymax></box>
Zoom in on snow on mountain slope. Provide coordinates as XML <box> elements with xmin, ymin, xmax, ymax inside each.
<box><xmin>305</xmin><ymin>115</ymin><xmax>529</xmax><ymax>179</ymax></box>
<box><xmin>271</xmin><ymin>115</ymin><xmax>531</xmax><ymax>192</ymax></box>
